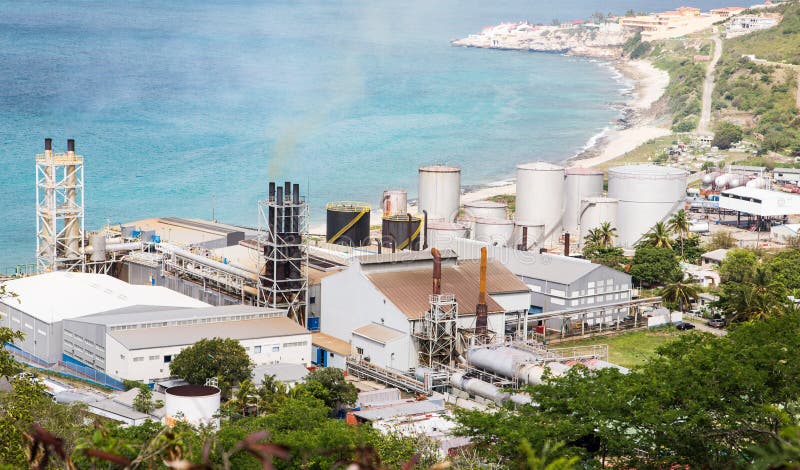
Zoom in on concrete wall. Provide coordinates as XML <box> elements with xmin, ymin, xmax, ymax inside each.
<box><xmin>105</xmin><ymin>332</ymin><xmax>311</xmax><ymax>383</ymax></box>
<box><xmin>351</xmin><ymin>334</ymin><xmax>411</xmax><ymax>372</ymax></box>
<box><xmin>0</xmin><ymin>303</ymin><xmax>62</xmax><ymax>364</ymax></box>
<box><xmin>122</xmin><ymin>262</ymin><xmax>244</xmax><ymax>306</ymax></box>
<box><xmin>62</xmin><ymin>320</ymin><xmax>108</xmax><ymax>372</ymax></box>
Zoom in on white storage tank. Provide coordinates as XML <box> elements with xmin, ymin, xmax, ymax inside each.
<box><xmin>579</xmin><ymin>197</ymin><xmax>619</xmax><ymax>246</ymax></box>
<box><xmin>701</xmin><ymin>171</ymin><xmax>720</xmax><ymax>187</ymax></box>
<box><xmin>564</xmin><ymin>167</ymin><xmax>604</xmax><ymax>235</ymax></box>
<box><xmin>463</xmin><ymin>200</ymin><xmax>508</xmax><ymax>221</ymax></box>
<box><xmin>515</xmin><ymin>162</ymin><xmax>565</xmax><ymax>246</ymax></box>
<box><xmin>165</xmin><ymin>385</ymin><xmax>221</xmax><ymax>429</ymax></box>
<box><xmin>426</xmin><ymin>221</ymin><xmax>469</xmax><ymax>251</ymax></box>
<box><xmin>607</xmin><ymin>165</ymin><xmax>687</xmax><ymax>247</ymax></box>
<box><xmin>746</xmin><ymin>177</ymin><xmax>767</xmax><ymax>189</ymax></box>
<box><xmin>473</xmin><ymin>218</ymin><xmax>515</xmax><ymax>247</ymax></box>
<box><xmin>418</xmin><ymin>165</ymin><xmax>461</xmax><ymax>222</ymax></box>
<box><xmin>381</xmin><ymin>190</ymin><xmax>407</xmax><ymax>217</ymax></box>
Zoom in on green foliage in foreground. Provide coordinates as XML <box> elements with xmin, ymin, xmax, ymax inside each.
<box><xmin>455</xmin><ymin>313</ymin><xmax>800</xmax><ymax>469</ymax></box>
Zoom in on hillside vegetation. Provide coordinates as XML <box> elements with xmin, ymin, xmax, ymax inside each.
<box><xmin>714</xmin><ymin>2</ymin><xmax>800</xmax><ymax>154</ymax></box>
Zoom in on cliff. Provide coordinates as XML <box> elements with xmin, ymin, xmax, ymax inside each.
<box><xmin>452</xmin><ymin>22</ymin><xmax>633</xmax><ymax>59</ymax></box>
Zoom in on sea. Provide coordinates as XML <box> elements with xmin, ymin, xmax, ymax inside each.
<box><xmin>0</xmin><ymin>0</ymin><xmax>734</xmax><ymax>268</ymax></box>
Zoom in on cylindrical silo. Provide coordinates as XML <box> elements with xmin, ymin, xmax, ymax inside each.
<box><xmin>564</xmin><ymin>167</ymin><xmax>604</xmax><ymax>235</ymax></box>
<box><xmin>326</xmin><ymin>202</ymin><xmax>371</xmax><ymax>247</ymax></box>
<box><xmin>463</xmin><ymin>200</ymin><xmax>508</xmax><ymax>221</ymax></box>
<box><xmin>381</xmin><ymin>190</ymin><xmax>407</xmax><ymax>217</ymax></box>
<box><xmin>473</xmin><ymin>218</ymin><xmax>514</xmax><ymax>247</ymax></box>
<box><xmin>515</xmin><ymin>162</ymin><xmax>565</xmax><ymax>246</ymax></box>
<box><xmin>165</xmin><ymin>385</ymin><xmax>221</xmax><ymax>429</ymax></box>
<box><xmin>466</xmin><ymin>346</ymin><xmax>536</xmax><ymax>379</ymax></box>
<box><xmin>607</xmin><ymin>165</ymin><xmax>687</xmax><ymax>247</ymax></box>
<box><xmin>426</xmin><ymin>221</ymin><xmax>469</xmax><ymax>251</ymax></box>
<box><xmin>578</xmin><ymin>197</ymin><xmax>619</xmax><ymax>246</ymax></box>
<box><xmin>418</xmin><ymin>165</ymin><xmax>461</xmax><ymax>222</ymax></box>
<box><xmin>382</xmin><ymin>214</ymin><xmax>422</xmax><ymax>251</ymax></box>
<box><xmin>89</xmin><ymin>235</ymin><xmax>107</xmax><ymax>262</ymax></box>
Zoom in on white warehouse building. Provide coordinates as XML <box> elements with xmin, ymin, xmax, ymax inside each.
<box><xmin>319</xmin><ymin>251</ymin><xmax>530</xmax><ymax>372</ymax></box>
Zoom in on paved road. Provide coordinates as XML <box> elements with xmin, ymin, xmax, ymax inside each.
<box><xmin>698</xmin><ymin>34</ymin><xmax>723</xmax><ymax>134</ymax></box>
<box><xmin>686</xmin><ymin>317</ymin><xmax>727</xmax><ymax>336</ymax></box>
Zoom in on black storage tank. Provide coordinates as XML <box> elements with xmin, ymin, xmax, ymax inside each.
<box><xmin>326</xmin><ymin>202</ymin><xmax>371</xmax><ymax>247</ymax></box>
<box><xmin>382</xmin><ymin>214</ymin><xmax>421</xmax><ymax>251</ymax></box>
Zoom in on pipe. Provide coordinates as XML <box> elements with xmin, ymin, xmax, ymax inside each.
<box><xmin>374</xmin><ymin>238</ymin><xmax>382</xmax><ymax>254</ymax></box>
<box><xmin>292</xmin><ymin>183</ymin><xmax>300</xmax><ymax>204</ymax></box>
<box><xmin>284</xmin><ymin>181</ymin><xmax>291</xmax><ymax>201</ymax></box>
<box><xmin>407</xmin><ymin>213</ymin><xmax>415</xmax><ymax>251</ymax></box>
<box><xmin>521</xmin><ymin>226</ymin><xmax>528</xmax><ymax>251</ymax></box>
<box><xmin>431</xmin><ymin>247</ymin><xmax>442</xmax><ymax>295</ymax></box>
<box><xmin>269</xmin><ymin>182</ymin><xmax>276</xmax><ymax>202</ymax></box>
<box><xmin>159</xmin><ymin>244</ymin><xmax>259</xmax><ymax>280</ymax></box>
<box><xmin>564</xmin><ymin>232</ymin><xmax>570</xmax><ymax>257</ymax></box>
<box><xmin>85</xmin><ymin>241</ymin><xmax>144</xmax><ymax>255</ymax></box>
<box><xmin>475</xmin><ymin>247</ymin><xmax>488</xmax><ymax>336</ymax></box>
<box><xmin>422</xmin><ymin>210</ymin><xmax>429</xmax><ymax>250</ymax></box>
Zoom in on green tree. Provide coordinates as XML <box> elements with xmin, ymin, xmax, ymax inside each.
<box><xmin>168</xmin><ymin>338</ymin><xmax>253</xmax><ymax>396</ymax></box>
<box><xmin>668</xmin><ymin>210</ymin><xmax>690</xmax><ymax>259</ymax></box>
<box><xmin>294</xmin><ymin>368</ymin><xmax>357</xmax><ymax>416</ymax></box>
<box><xmin>718</xmin><ymin>248</ymin><xmax>757</xmax><ymax>284</ymax></box>
<box><xmin>701</xmin><ymin>161</ymin><xmax>716</xmax><ymax>172</ymax></box>
<box><xmin>675</xmin><ymin>235</ymin><xmax>703</xmax><ymax>264</ymax></box>
<box><xmin>712</xmin><ymin>122</ymin><xmax>743</xmax><ymax>150</ymax></box>
<box><xmin>132</xmin><ymin>384</ymin><xmax>161</xmax><ymax>414</ymax></box>
<box><xmin>765</xmin><ymin>249</ymin><xmax>800</xmax><ymax>291</ymax></box>
<box><xmin>705</xmin><ymin>231</ymin><xmax>736</xmax><ymax>250</ymax></box>
<box><xmin>0</xmin><ymin>327</ymin><xmax>24</xmax><ymax>379</ymax></box>
<box><xmin>639</xmin><ymin>222</ymin><xmax>673</xmax><ymax>249</ymax></box>
<box><xmin>629</xmin><ymin>246</ymin><xmax>682</xmax><ymax>287</ymax></box>
<box><xmin>660</xmin><ymin>279</ymin><xmax>699</xmax><ymax>313</ymax></box>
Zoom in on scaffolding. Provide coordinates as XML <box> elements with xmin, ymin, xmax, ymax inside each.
<box><xmin>258</xmin><ymin>182</ymin><xmax>309</xmax><ymax>325</ymax></box>
<box><xmin>36</xmin><ymin>139</ymin><xmax>84</xmax><ymax>273</ymax></box>
<box><xmin>413</xmin><ymin>293</ymin><xmax>459</xmax><ymax>368</ymax></box>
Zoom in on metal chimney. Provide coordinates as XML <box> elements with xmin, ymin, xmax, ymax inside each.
<box><xmin>475</xmin><ymin>246</ymin><xmax>488</xmax><ymax>336</ymax></box>
<box><xmin>67</xmin><ymin>139</ymin><xmax>75</xmax><ymax>153</ymax></box>
<box><xmin>44</xmin><ymin>138</ymin><xmax>52</xmax><ymax>152</ymax></box>
<box><xmin>564</xmin><ymin>232</ymin><xmax>570</xmax><ymax>257</ymax></box>
<box><xmin>431</xmin><ymin>247</ymin><xmax>442</xmax><ymax>295</ymax></box>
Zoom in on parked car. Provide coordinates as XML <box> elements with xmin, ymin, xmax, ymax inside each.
<box><xmin>675</xmin><ymin>322</ymin><xmax>696</xmax><ymax>331</ymax></box>
<box><xmin>688</xmin><ymin>309</ymin><xmax>702</xmax><ymax>316</ymax></box>
<box><xmin>707</xmin><ymin>318</ymin><xmax>726</xmax><ymax>328</ymax></box>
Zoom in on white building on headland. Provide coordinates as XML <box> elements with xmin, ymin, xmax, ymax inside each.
<box><xmin>727</xmin><ymin>14</ymin><xmax>780</xmax><ymax>34</ymax></box>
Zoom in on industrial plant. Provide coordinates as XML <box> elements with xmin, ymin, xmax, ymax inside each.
<box><xmin>5</xmin><ymin>135</ymin><xmax>800</xmax><ymax>418</ymax></box>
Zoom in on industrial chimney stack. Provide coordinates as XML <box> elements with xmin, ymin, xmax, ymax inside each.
<box><xmin>475</xmin><ymin>246</ymin><xmax>488</xmax><ymax>337</ymax></box>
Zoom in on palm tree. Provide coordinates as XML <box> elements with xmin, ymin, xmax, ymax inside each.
<box><xmin>641</xmin><ymin>222</ymin><xmax>673</xmax><ymax>249</ymax></box>
<box><xmin>597</xmin><ymin>222</ymin><xmax>617</xmax><ymax>247</ymax></box>
<box><xmin>583</xmin><ymin>228</ymin><xmax>602</xmax><ymax>247</ymax></box>
<box><xmin>668</xmin><ymin>210</ymin><xmax>691</xmax><ymax>259</ymax></box>
<box><xmin>660</xmin><ymin>279</ymin><xmax>699</xmax><ymax>313</ymax></box>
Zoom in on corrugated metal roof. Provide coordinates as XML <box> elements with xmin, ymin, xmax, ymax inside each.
<box><xmin>109</xmin><ymin>316</ymin><xmax>309</xmax><ymax>350</ymax></box>
<box><xmin>365</xmin><ymin>259</ymin><xmax>527</xmax><ymax>320</ymax></box>
<box><xmin>353</xmin><ymin>323</ymin><xmax>406</xmax><ymax>344</ymax></box>
<box><xmin>312</xmin><ymin>332</ymin><xmax>352</xmax><ymax>356</ymax></box>
<box><xmin>353</xmin><ymin>400</ymin><xmax>445</xmax><ymax>421</ymax></box>
<box><xmin>0</xmin><ymin>272</ymin><xmax>208</xmax><ymax>324</ymax></box>
<box><xmin>76</xmin><ymin>304</ymin><xmax>280</xmax><ymax>327</ymax></box>
<box><xmin>701</xmin><ymin>248</ymin><xmax>729</xmax><ymax>262</ymax></box>
<box><xmin>358</xmin><ymin>249</ymin><xmax>458</xmax><ymax>266</ymax></box>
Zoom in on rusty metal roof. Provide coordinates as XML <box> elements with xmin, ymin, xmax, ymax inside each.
<box><xmin>365</xmin><ymin>259</ymin><xmax>528</xmax><ymax>320</ymax></box>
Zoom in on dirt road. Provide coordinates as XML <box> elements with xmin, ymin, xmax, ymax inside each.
<box><xmin>698</xmin><ymin>34</ymin><xmax>723</xmax><ymax>134</ymax></box>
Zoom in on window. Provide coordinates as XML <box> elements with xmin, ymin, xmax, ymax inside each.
<box><xmin>254</xmin><ymin>346</ymin><xmax>262</xmax><ymax>354</ymax></box>
<box><xmin>310</xmin><ymin>296</ymin><xmax>316</xmax><ymax>304</ymax></box>
<box><xmin>283</xmin><ymin>341</ymin><xmax>308</xmax><ymax>348</ymax></box>
<box><xmin>120</xmin><ymin>354</ymin><xmax>125</xmax><ymax>360</ymax></box>
<box><xmin>37</xmin><ymin>329</ymin><xmax>47</xmax><ymax>336</ymax></box>
<box><xmin>24</xmin><ymin>323</ymin><xmax>33</xmax><ymax>330</ymax></box>
<box><xmin>272</xmin><ymin>346</ymin><xmax>280</xmax><ymax>353</ymax></box>
<box><xmin>149</xmin><ymin>355</ymin><xmax>159</xmax><ymax>361</ymax></box>
<box><xmin>356</xmin><ymin>347</ymin><xmax>364</xmax><ymax>355</ymax></box>
<box><xmin>163</xmin><ymin>355</ymin><xmax>172</xmax><ymax>363</ymax></box>
<box><xmin>133</xmin><ymin>357</ymin><xmax>144</xmax><ymax>362</ymax></box>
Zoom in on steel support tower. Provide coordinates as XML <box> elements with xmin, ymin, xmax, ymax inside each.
<box><xmin>257</xmin><ymin>182</ymin><xmax>309</xmax><ymax>325</ymax></box>
<box><xmin>413</xmin><ymin>293</ymin><xmax>459</xmax><ymax>367</ymax></box>
<box><xmin>36</xmin><ymin>138</ymin><xmax>84</xmax><ymax>273</ymax></box>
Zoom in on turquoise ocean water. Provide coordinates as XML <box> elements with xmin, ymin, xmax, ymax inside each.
<box><xmin>0</xmin><ymin>0</ymin><xmax>733</xmax><ymax>267</ymax></box>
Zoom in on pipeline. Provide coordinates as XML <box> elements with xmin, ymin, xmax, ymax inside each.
<box><xmin>159</xmin><ymin>244</ymin><xmax>259</xmax><ymax>281</ymax></box>
<box><xmin>450</xmin><ymin>372</ymin><xmax>532</xmax><ymax>405</ymax></box>
<box><xmin>84</xmin><ymin>241</ymin><xmax>144</xmax><ymax>255</ymax></box>
<box><xmin>466</xmin><ymin>346</ymin><xmax>572</xmax><ymax>386</ymax></box>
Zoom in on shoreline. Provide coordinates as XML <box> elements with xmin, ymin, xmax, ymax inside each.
<box><xmin>310</xmin><ymin>57</ymin><xmax>670</xmax><ymax>234</ymax></box>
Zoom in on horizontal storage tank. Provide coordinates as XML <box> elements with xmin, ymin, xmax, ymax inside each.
<box><xmin>714</xmin><ymin>173</ymin><xmax>730</xmax><ymax>190</ymax></box>
<box><xmin>564</xmin><ymin>167</ymin><xmax>604</xmax><ymax>235</ymax></box>
<box><xmin>746</xmin><ymin>177</ymin><xmax>766</xmax><ymax>189</ymax></box>
<box><xmin>418</xmin><ymin>165</ymin><xmax>461</xmax><ymax>222</ymax></box>
<box><xmin>579</xmin><ymin>197</ymin><xmax>619</xmax><ymax>246</ymax></box>
<box><xmin>463</xmin><ymin>200</ymin><xmax>508</xmax><ymax>221</ymax></box>
<box><xmin>326</xmin><ymin>202</ymin><xmax>371</xmax><ymax>247</ymax></box>
<box><xmin>450</xmin><ymin>373</ymin><xmax>508</xmax><ymax>403</ymax></box>
<box><xmin>608</xmin><ymin>165</ymin><xmax>687</xmax><ymax>247</ymax></box>
<box><xmin>382</xmin><ymin>190</ymin><xmax>407</xmax><ymax>217</ymax></box>
<box><xmin>466</xmin><ymin>346</ymin><xmax>536</xmax><ymax>379</ymax></box>
<box><xmin>426</xmin><ymin>221</ymin><xmax>469</xmax><ymax>251</ymax></box>
<box><xmin>701</xmin><ymin>171</ymin><xmax>720</xmax><ymax>187</ymax></box>
<box><xmin>473</xmin><ymin>218</ymin><xmax>514</xmax><ymax>247</ymax></box>
<box><xmin>165</xmin><ymin>385</ymin><xmax>221</xmax><ymax>429</ymax></box>
<box><xmin>515</xmin><ymin>162</ymin><xmax>565</xmax><ymax>246</ymax></box>
<box><xmin>382</xmin><ymin>214</ymin><xmax>421</xmax><ymax>251</ymax></box>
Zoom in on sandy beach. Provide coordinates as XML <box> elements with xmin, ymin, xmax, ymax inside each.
<box><xmin>310</xmin><ymin>58</ymin><xmax>670</xmax><ymax>234</ymax></box>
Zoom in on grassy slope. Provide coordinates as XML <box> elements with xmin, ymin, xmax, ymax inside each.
<box><xmin>554</xmin><ymin>327</ymin><xmax>689</xmax><ymax>369</ymax></box>
<box><xmin>714</xmin><ymin>2</ymin><xmax>800</xmax><ymax>153</ymax></box>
